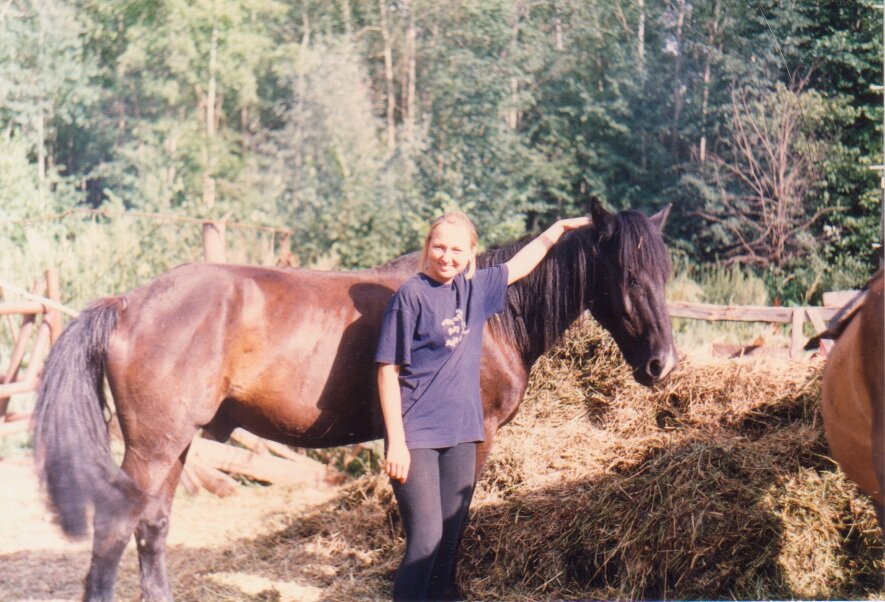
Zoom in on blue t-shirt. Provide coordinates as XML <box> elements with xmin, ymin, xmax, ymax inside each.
<box><xmin>374</xmin><ymin>265</ymin><xmax>509</xmax><ymax>449</ymax></box>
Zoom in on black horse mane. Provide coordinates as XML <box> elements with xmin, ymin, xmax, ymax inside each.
<box><xmin>478</xmin><ymin>210</ymin><xmax>670</xmax><ymax>362</ymax></box>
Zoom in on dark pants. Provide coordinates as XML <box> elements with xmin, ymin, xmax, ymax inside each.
<box><xmin>391</xmin><ymin>442</ymin><xmax>477</xmax><ymax>601</ymax></box>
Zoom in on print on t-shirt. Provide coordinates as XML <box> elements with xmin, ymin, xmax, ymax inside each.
<box><xmin>442</xmin><ymin>309</ymin><xmax>470</xmax><ymax>349</ymax></box>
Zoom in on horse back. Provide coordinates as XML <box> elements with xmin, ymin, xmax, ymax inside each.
<box><xmin>106</xmin><ymin>263</ymin><xmax>407</xmax><ymax>448</ymax></box>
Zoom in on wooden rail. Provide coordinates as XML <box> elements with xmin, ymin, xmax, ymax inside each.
<box><xmin>667</xmin><ymin>296</ymin><xmax>855</xmax><ymax>358</ymax></box>
<box><xmin>667</xmin><ymin>301</ymin><xmax>839</xmax><ymax>324</ymax></box>
<box><xmin>0</xmin><ymin>270</ymin><xmax>63</xmax><ymax>419</ymax></box>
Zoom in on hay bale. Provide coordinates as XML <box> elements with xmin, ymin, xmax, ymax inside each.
<box><xmin>267</xmin><ymin>316</ymin><xmax>883</xmax><ymax>600</ymax></box>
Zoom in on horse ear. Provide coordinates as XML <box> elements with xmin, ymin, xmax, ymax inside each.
<box><xmin>588</xmin><ymin>197</ymin><xmax>614</xmax><ymax>238</ymax></box>
<box><xmin>649</xmin><ymin>203</ymin><xmax>672</xmax><ymax>232</ymax></box>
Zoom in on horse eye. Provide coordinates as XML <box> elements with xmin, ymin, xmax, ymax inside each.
<box><xmin>628</xmin><ymin>275</ymin><xmax>638</xmax><ymax>287</ymax></box>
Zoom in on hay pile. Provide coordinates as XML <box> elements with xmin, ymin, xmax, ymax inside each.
<box><xmin>259</xmin><ymin>317</ymin><xmax>883</xmax><ymax>600</ymax></box>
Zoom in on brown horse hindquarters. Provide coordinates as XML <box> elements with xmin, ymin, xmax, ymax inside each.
<box><xmin>861</xmin><ymin>273</ymin><xmax>885</xmax><ymax>507</ymax></box>
<box><xmin>821</xmin><ymin>272</ymin><xmax>884</xmax><ymax>513</ymax></box>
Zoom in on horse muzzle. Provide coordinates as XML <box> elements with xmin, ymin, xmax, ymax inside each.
<box><xmin>632</xmin><ymin>344</ymin><xmax>678</xmax><ymax>387</ymax></box>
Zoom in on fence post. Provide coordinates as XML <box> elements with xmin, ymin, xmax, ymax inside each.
<box><xmin>0</xmin><ymin>277</ymin><xmax>46</xmax><ymax>419</ymax></box>
<box><xmin>46</xmin><ymin>268</ymin><xmax>62</xmax><ymax>345</ymax></box>
<box><xmin>202</xmin><ymin>221</ymin><xmax>227</xmax><ymax>262</ymax></box>
<box><xmin>789</xmin><ymin>308</ymin><xmax>805</xmax><ymax>359</ymax></box>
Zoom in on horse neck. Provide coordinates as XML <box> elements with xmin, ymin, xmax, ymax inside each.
<box><xmin>484</xmin><ymin>230</ymin><xmax>600</xmax><ymax>366</ymax></box>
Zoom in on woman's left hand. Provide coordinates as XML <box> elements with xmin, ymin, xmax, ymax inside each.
<box><xmin>556</xmin><ymin>216</ymin><xmax>591</xmax><ymax>232</ymax></box>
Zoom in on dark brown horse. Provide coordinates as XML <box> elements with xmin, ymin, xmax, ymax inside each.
<box><xmin>33</xmin><ymin>199</ymin><xmax>677</xmax><ymax>601</ymax></box>
<box><xmin>817</xmin><ymin>268</ymin><xmax>884</xmax><ymax>531</ymax></box>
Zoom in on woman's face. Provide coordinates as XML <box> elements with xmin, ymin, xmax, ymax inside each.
<box><xmin>424</xmin><ymin>222</ymin><xmax>475</xmax><ymax>285</ymax></box>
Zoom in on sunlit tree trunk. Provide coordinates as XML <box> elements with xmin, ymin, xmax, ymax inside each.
<box><xmin>638</xmin><ymin>0</ymin><xmax>647</xmax><ymax>169</ymax></box>
<box><xmin>506</xmin><ymin>1</ymin><xmax>523</xmax><ymax>131</ymax></box>
<box><xmin>637</xmin><ymin>0</ymin><xmax>645</xmax><ymax>71</ymax></box>
<box><xmin>402</xmin><ymin>0</ymin><xmax>416</xmax><ymax>146</ymax></box>
<box><xmin>669</xmin><ymin>0</ymin><xmax>687</xmax><ymax>154</ymax></box>
<box><xmin>202</xmin><ymin>24</ymin><xmax>218</xmax><ymax>209</ymax></box>
<box><xmin>36</xmin><ymin>0</ymin><xmax>47</xmax><ymax>199</ymax></box>
<box><xmin>698</xmin><ymin>0</ymin><xmax>721</xmax><ymax>164</ymax></box>
<box><xmin>293</xmin><ymin>11</ymin><xmax>310</xmax><ymax>191</ymax></box>
<box><xmin>339</xmin><ymin>0</ymin><xmax>352</xmax><ymax>36</ymax></box>
<box><xmin>379</xmin><ymin>0</ymin><xmax>396</xmax><ymax>154</ymax></box>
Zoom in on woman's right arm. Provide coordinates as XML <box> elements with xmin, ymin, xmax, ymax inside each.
<box><xmin>378</xmin><ymin>363</ymin><xmax>410</xmax><ymax>483</ymax></box>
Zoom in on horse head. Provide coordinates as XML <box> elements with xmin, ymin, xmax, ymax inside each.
<box><xmin>585</xmin><ymin>198</ymin><xmax>678</xmax><ymax>386</ymax></box>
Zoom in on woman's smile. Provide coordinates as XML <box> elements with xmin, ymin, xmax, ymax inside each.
<box><xmin>423</xmin><ymin>223</ymin><xmax>475</xmax><ymax>284</ymax></box>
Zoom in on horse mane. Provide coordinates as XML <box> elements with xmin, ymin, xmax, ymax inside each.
<box><xmin>478</xmin><ymin>210</ymin><xmax>671</xmax><ymax>362</ymax></box>
<box><xmin>375</xmin><ymin>251</ymin><xmax>419</xmax><ymax>273</ymax></box>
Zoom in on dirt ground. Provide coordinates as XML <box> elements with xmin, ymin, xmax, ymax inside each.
<box><xmin>0</xmin><ymin>453</ymin><xmax>352</xmax><ymax>601</ymax></box>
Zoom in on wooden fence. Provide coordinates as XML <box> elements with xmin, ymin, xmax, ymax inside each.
<box><xmin>667</xmin><ymin>297</ymin><xmax>847</xmax><ymax>358</ymax></box>
<box><xmin>0</xmin><ymin>269</ymin><xmax>63</xmax><ymax>437</ymax></box>
<box><xmin>0</xmin><ymin>222</ymin><xmax>857</xmax><ymax>495</ymax></box>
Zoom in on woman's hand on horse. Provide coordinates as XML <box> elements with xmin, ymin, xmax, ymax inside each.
<box><xmin>505</xmin><ymin>215</ymin><xmax>591</xmax><ymax>285</ymax></box>
<box><xmin>386</xmin><ymin>441</ymin><xmax>411</xmax><ymax>483</ymax></box>
<box><xmin>556</xmin><ymin>216</ymin><xmax>591</xmax><ymax>233</ymax></box>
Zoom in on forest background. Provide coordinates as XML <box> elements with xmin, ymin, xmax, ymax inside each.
<box><xmin>0</xmin><ymin>0</ymin><xmax>883</xmax><ymax>312</ymax></box>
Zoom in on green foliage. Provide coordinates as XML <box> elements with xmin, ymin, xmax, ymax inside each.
<box><xmin>0</xmin><ymin>0</ymin><xmax>880</xmax><ymax>297</ymax></box>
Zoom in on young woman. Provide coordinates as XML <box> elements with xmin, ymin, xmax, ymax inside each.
<box><xmin>375</xmin><ymin>211</ymin><xmax>590</xmax><ymax>601</ymax></box>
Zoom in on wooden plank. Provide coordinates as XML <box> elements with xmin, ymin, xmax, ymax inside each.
<box><xmin>3</xmin><ymin>318</ymin><xmax>35</xmax><ymax>384</ymax></box>
<box><xmin>805</xmin><ymin>307</ymin><xmax>828</xmax><ymax>333</ymax></box>
<box><xmin>823</xmin><ymin>290</ymin><xmax>861</xmax><ymax>308</ymax></box>
<box><xmin>202</xmin><ymin>221</ymin><xmax>227</xmax><ymax>262</ymax></box>
<box><xmin>230</xmin><ymin>429</ymin><xmax>269</xmax><ymax>455</ymax></box>
<box><xmin>790</xmin><ymin>308</ymin><xmax>805</xmax><ymax>359</ymax></box>
<box><xmin>667</xmin><ymin>301</ymin><xmax>839</xmax><ymax>324</ymax></box>
<box><xmin>0</xmin><ymin>413</ymin><xmax>30</xmax><ymax>437</ymax></box>
<box><xmin>812</xmin><ymin>307</ymin><xmax>839</xmax><ymax>322</ymax></box>
<box><xmin>1</xmin><ymin>319</ymin><xmax>35</xmax><ymax>417</ymax></box>
<box><xmin>180</xmin><ymin>462</ymin><xmax>203</xmax><ymax>495</ymax></box>
<box><xmin>668</xmin><ymin>301</ymin><xmax>795</xmax><ymax>323</ymax></box>
<box><xmin>264</xmin><ymin>440</ymin><xmax>313</xmax><ymax>463</ymax></box>
<box><xmin>189</xmin><ymin>460</ymin><xmax>239</xmax><ymax>497</ymax></box>
<box><xmin>0</xmin><ymin>380</ymin><xmax>37</xmax><ymax>398</ymax></box>
<box><xmin>1</xmin><ymin>277</ymin><xmax>47</xmax><ymax>417</ymax></box>
<box><xmin>805</xmin><ymin>308</ymin><xmax>834</xmax><ymax>354</ymax></box>
<box><xmin>22</xmin><ymin>321</ymin><xmax>50</xmax><ymax>383</ymax></box>
<box><xmin>0</xmin><ymin>279</ymin><xmax>78</xmax><ymax>317</ymax></box>
<box><xmin>230</xmin><ymin>428</ymin><xmax>327</xmax><ymax>466</ymax></box>
<box><xmin>0</xmin><ymin>302</ymin><xmax>48</xmax><ymax>316</ymax></box>
<box><xmin>45</xmin><ymin>268</ymin><xmax>62</xmax><ymax>345</ymax></box>
<box><xmin>189</xmin><ymin>438</ymin><xmax>326</xmax><ymax>486</ymax></box>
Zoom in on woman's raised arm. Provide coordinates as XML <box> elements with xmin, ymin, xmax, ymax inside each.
<box><xmin>504</xmin><ymin>216</ymin><xmax>590</xmax><ymax>285</ymax></box>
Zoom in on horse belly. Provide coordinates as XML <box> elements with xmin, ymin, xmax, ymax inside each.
<box><xmin>225</xmin><ymin>307</ymin><xmax>384</xmax><ymax>447</ymax></box>
<box><xmin>822</xmin><ymin>318</ymin><xmax>882</xmax><ymax>503</ymax></box>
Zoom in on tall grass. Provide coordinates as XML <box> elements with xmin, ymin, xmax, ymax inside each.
<box><xmin>667</xmin><ymin>254</ymin><xmax>789</xmax><ymax>355</ymax></box>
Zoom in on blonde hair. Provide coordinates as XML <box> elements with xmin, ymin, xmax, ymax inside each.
<box><xmin>419</xmin><ymin>211</ymin><xmax>478</xmax><ymax>279</ymax></box>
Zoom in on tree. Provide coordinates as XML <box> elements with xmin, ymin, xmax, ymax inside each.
<box><xmin>0</xmin><ymin>0</ymin><xmax>98</xmax><ymax>198</ymax></box>
<box><xmin>688</xmin><ymin>84</ymin><xmax>831</xmax><ymax>267</ymax></box>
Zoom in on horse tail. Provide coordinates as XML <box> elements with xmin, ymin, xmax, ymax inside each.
<box><xmin>33</xmin><ymin>298</ymin><xmax>138</xmax><ymax>539</ymax></box>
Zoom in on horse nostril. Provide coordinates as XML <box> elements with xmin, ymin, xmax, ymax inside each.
<box><xmin>647</xmin><ymin>357</ymin><xmax>663</xmax><ymax>379</ymax></box>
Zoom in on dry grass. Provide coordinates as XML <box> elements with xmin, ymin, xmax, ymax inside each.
<box><xmin>249</xmin><ymin>316</ymin><xmax>882</xmax><ymax>601</ymax></box>
<box><xmin>10</xmin><ymin>316</ymin><xmax>879</xmax><ymax>601</ymax></box>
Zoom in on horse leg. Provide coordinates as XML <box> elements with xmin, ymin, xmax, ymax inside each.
<box><xmin>84</xmin><ymin>484</ymin><xmax>149</xmax><ymax>601</ymax></box>
<box><xmin>134</xmin><ymin>447</ymin><xmax>190</xmax><ymax>601</ymax></box>
<box><xmin>85</xmin><ymin>434</ymin><xmax>195</xmax><ymax>602</ymax></box>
